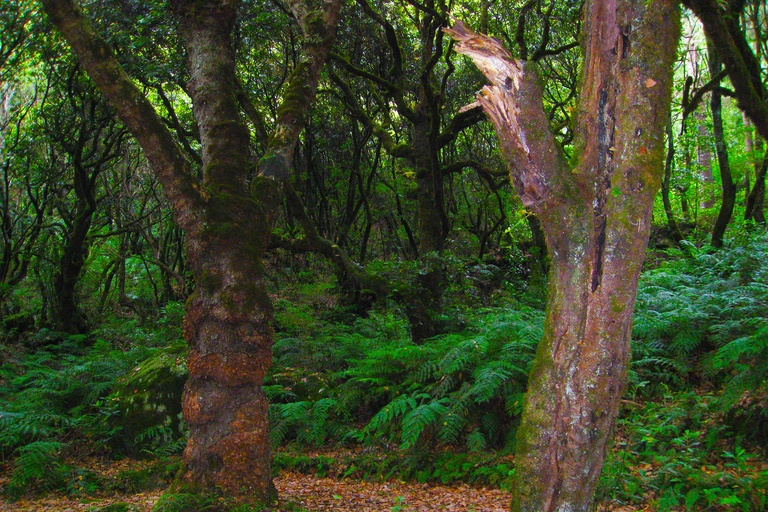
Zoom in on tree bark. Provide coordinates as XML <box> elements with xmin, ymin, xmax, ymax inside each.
<box><xmin>708</xmin><ymin>41</ymin><xmax>736</xmax><ymax>248</ymax></box>
<box><xmin>745</xmin><ymin>151</ymin><xmax>767</xmax><ymax>224</ymax></box>
<box><xmin>662</xmin><ymin>119</ymin><xmax>683</xmax><ymax>244</ymax></box>
<box><xmin>40</xmin><ymin>0</ymin><xmax>340</xmax><ymax>503</ymax></box>
<box><xmin>447</xmin><ymin>0</ymin><xmax>680</xmax><ymax>509</ymax></box>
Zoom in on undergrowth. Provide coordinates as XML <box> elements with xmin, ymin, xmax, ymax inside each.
<box><xmin>0</xmin><ymin>304</ymin><xmax>188</xmax><ymax>499</ymax></box>
<box><xmin>2</xmin><ymin>235</ymin><xmax>768</xmax><ymax>505</ymax></box>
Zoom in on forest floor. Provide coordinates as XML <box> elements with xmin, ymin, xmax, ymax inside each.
<box><xmin>1</xmin><ymin>446</ymin><xmax>765</xmax><ymax>511</ymax></box>
<box><xmin>0</xmin><ymin>463</ymin><xmax>514</xmax><ymax>512</ymax></box>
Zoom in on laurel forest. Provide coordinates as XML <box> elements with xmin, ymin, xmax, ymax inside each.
<box><xmin>1</xmin><ymin>0</ymin><xmax>767</xmax><ymax>511</ymax></box>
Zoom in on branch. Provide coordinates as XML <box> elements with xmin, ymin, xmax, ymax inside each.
<box><xmin>437</xmin><ymin>104</ymin><xmax>485</xmax><ymax>149</ymax></box>
<box><xmin>442</xmin><ymin>159</ymin><xmax>509</xmax><ymax>190</ymax></box>
<box><xmin>356</xmin><ymin>0</ymin><xmax>403</xmax><ymax>82</ymax></box>
<box><xmin>257</xmin><ymin>0</ymin><xmax>343</xmax><ymax>180</ymax></box>
<box><xmin>684</xmin><ymin>0</ymin><xmax>768</xmax><ymax>140</ymax></box>
<box><xmin>515</xmin><ymin>0</ymin><xmax>536</xmax><ymax>61</ymax></box>
<box><xmin>530</xmin><ymin>1</ymin><xmax>555</xmax><ymax>62</ymax></box>
<box><xmin>328</xmin><ymin>68</ymin><xmax>413</xmax><ymax>158</ymax></box>
<box><xmin>681</xmin><ymin>69</ymin><xmax>731</xmax><ymax>126</ymax></box>
<box><xmin>445</xmin><ymin>20</ymin><xmax>568</xmax><ymax>210</ymax></box>
<box><xmin>151</xmin><ymin>82</ymin><xmax>202</xmax><ymax>166</ymax></box>
<box><xmin>40</xmin><ymin>0</ymin><xmax>202</xmax><ymax>232</ymax></box>
<box><xmin>235</xmin><ymin>77</ymin><xmax>270</xmax><ymax>151</ymax></box>
<box><xmin>280</xmin><ymin>184</ymin><xmax>393</xmax><ymax>297</ymax></box>
<box><xmin>329</xmin><ymin>52</ymin><xmax>418</xmax><ymax>123</ymax></box>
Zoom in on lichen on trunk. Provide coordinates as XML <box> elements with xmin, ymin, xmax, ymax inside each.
<box><xmin>447</xmin><ymin>1</ymin><xmax>680</xmax><ymax>509</ymax></box>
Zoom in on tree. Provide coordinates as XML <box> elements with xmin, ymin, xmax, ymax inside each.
<box><xmin>40</xmin><ymin>0</ymin><xmax>340</xmax><ymax>504</ymax></box>
<box><xmin>707</xmin><ymin>41</ymin><xmax>736</xmax><ymax>248</ymax></box>
<box><xmin>447</xmin><ymin>0</ymin><xmax>680</xmax><ymax>509</ymax></box>
<box><xmin>42</xmin><ymin>63</ymin><xmax>128</xmax><ymax>333</ymax></box>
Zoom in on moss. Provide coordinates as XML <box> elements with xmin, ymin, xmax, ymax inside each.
<box><xmin>159</xmin><ymin>482</ymin><xmax>277</xmax><ymax>512</ymax></box>
<box><xmin>109</xmin><ymin>342</ymin><xmax>187</xmax><ymax>456</ymax></box>
<box><xmin>96</xmin><ymin>504</ymin><xmax>142</xmax><ymax>512</ymax></box>
<box><xmin>198</xmin><ymin>271</ymin><xmax>224</xmax><ymax>297</ymax></box>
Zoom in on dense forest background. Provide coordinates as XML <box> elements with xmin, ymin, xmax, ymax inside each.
<box><xmin>1</xmin><ymin>0</ymin><xmax>768</xmax><ymax>510</ymax></box>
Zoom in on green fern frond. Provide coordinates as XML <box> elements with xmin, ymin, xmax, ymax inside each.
<box><xmin>466</xmin><ymin>428</ymin><xmax>487</xmax><ymax>452</ymax></box>
<box><xmin>438</xmin><ymin>410</ymin><xmax>468</xmax><ymax>446</ymax></box>
<box><xmin>470</xmin><ymin>363</ymin><xmax>518</xmax><ymax>403</ymax></box>
<box><xmin>400</xmin><ymin>399</ymin><xmax>448</xmax><ymax>449</ymax></box>
<box><xmin>364</xmin><ymin>394</ymin><xmax>422</xmax><ymax>440</ymax></box>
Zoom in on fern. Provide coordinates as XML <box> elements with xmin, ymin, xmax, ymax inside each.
<box><xmin>269</xmin><ymin>398</ymin><xmax>344</xmax><ymax>448</ymax></box>
<box><xmin>707</xmin><ymin>322</ymin><xmax>768</xmax><ymax>407</ymax></box>
<box><xmin>632</xmin><ymin>233</ymin><xmax>768</xmax><ymax>393</ymax></box>
<box><xmin>364</xmin><ymin>394</ymin><xmax>421</xmax><ymax>441</ymax></box>
<box><xmin>4</xmin><ymin>441</ymin><xmax>70</xmax><ymax>499</ymax></box>
<box><xmin>400</xmin><ymin>399</ymin><xmax>448</xmax><ymax>449</ymax></box>
<box><xmin>470</xmin><ymin>362</ymin><xmax>522</xmax><ymax>403</ymax></box>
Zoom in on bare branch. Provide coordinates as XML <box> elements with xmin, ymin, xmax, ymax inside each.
<box><xmin>445</xmin><ymin>20</ymin><xmax>568</xmax><ymax>210</ymax></box>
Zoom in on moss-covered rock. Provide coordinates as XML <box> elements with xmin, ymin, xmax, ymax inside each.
<box><xmin>109</xmin><ymin>340</ymin><xmax>188</xmax><ymax>455</ymax></box>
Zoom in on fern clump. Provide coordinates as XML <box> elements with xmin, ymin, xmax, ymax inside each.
<box><xmin>3</xmin><ymin>441</ymin><xmax>71</xmax><ymax>499</ymax></box>
<box><xmin>632</xmin><ymin>234</ymin><xmax>768</xmax><ymax>398</ymax></box>
<box><xmin>0</xmin><ymin>320</ymin><xmax>188</xmax><ymax>498</ymax></box>
<box><xmin>349</xmin><ymin>303</ymin><xmax>541</xmax><ymax>451</ymax></box>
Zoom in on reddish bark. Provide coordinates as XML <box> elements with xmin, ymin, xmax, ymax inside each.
<box><xmin>41</xmin><ymin>0</ymin><xmax>340</xmax><ymax>503</ymax></box>
<box><xmin>447</xmin><ymin>0</ymin><xmax>680</xmax><ymax>509</ymax></box>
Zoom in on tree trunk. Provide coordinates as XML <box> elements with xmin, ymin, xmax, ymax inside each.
<box><xmin>708</xmin><ymin>40</ymin><xmax>736</xmax><ymax>248</ymax></box>
<box><xmin>745</xmin><ymin>151</ymin><xmax>767</xmax><ymax>224</ymax></box>
<box><xmin>166</xmin><ymin>1</ymin><xmax>276</xmax><ymax>498</ymax></box>
<box><xmin>447</xmin><ymin>0</ymin><xmax>680</xmax><ymax>509</ymax></box>
<box><xmin>696</xmin><ymin>110</ymin><xmax>715</xmax><ymax>209</ymax></box>
<box><xmin>53</xmin><ymin>191</ymin><xmax>93</xmax><ymax>334</ymax></box>
<box><xmin>663</xmin><ymin>119</ymin><xmax>683</xmax><ymax>244</ymax></box>
<box><xmin>41</xmin><ymin>0</ymin><xmax>340</xmax><ymax>503</ymax></box>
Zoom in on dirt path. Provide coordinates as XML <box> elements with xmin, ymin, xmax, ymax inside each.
<box><xmin>0</xmin><ymin>472</ymin><xmax>511</xmax><ymax>512</ymax></box>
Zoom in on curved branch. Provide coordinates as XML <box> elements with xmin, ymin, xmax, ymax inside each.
<box><xmin>437</xmin><ymin>105</ymin><xmax>485</xmax><ymax>149</ymax></box>
<box><xmin>257</xmin><ymin>0</ymin><xmax>343</xmax><ymax>180</ymax></box>
<box><xmin>355</xmin><ymin>0</ymin><xmax>403</xmax><ymax>81</ymax></box>
<box><xmin>328</xmin><ymin>68</ymin><xmax>413</xmax><ymax>158</ymax></box>
<box><xmin>329</xmin><ymin>52</ymin><xmax>418</xmax><ymax>123</ymax></box>
<box><xmin>40</xmin><ymin>0</ymin><xmax>202</xmax><ymax>231</ymax></box>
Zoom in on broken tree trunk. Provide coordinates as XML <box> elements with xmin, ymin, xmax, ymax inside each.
<box><xmin>446</xmin><ymin>0</ymin><xmax>680</xmax><ymax>509</ymax></box>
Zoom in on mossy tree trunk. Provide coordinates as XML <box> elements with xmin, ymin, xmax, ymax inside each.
<box><xmin>447</xmin><ymin>0</ymin><xmax>680</xmax><ymax>509</ymax></box>
<box><xmin>662</xmin><ymin>120</ymin><xmax>684</xmax><ymax>244</ymax></box>
<box><xmin>41</xmin><ymin>0</ymin><xmax>340</xmax><ymax>504</ymax></box>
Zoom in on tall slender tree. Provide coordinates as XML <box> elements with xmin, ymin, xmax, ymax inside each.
<box><xmin>447</xmin><ymin>0</ymin><xmax>680</xmax><ymax>509</ymax></box>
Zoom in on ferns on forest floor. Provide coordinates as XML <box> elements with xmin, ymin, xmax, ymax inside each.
<box><xmin>0</xmin><ymin>326</ymin><xmax>186</xmax><ymax>498</ymax></box>
<box><xmin>267</xmin><ymin>303</ymin><xmax>542</xmax><ymax>451</ymax></box>
<box><xmin>631</xmin><ymin>234</ymin><xmax>768</xmax><ymax>400</ymax></box>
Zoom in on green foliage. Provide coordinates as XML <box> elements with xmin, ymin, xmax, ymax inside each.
<box><xmin>152</xmin><ymin>492</ymin><xmax>276</xmax><ymax>512</ymax></box>
<box><xmin>598</xmin><ymin>391</ymin><xmax>768</xmax><ymax>511</ymax></box>
<box><xmin>352</xmin><ymin>304</ymin><xmax>540</xmax><ymax>450</ymax></box>
<box><xmin>109</xmin><ymin>338</ymin><xmax>187</xmax><ymax>455</ymax></box>
<box><xmin>267</xmin><ymin>299</ymin><xmax>541</xmax><ymax>452</ymax></box>
<box><xmin>269</xmin><ymin>398</ymin><xmax>351</xmax><ymax>448</ymax></box>
<box><xmin>272</xmin><ymin>449</ymin><xmax>516</xmax><ymax>490</ymax></box>
<box><xmin>631</xmin><ymin>234</ymin><xmax>768</xmax><ymax>398</ymax></box>
<box><xmin>3</xmin><ymin>441</ymin><xmax>71</xmax><ymax>498</ymax></box>
<box><xmin>0</xmin><ymin>303</ymin><xmax>189</xmax><ymax>498</ymax></box>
